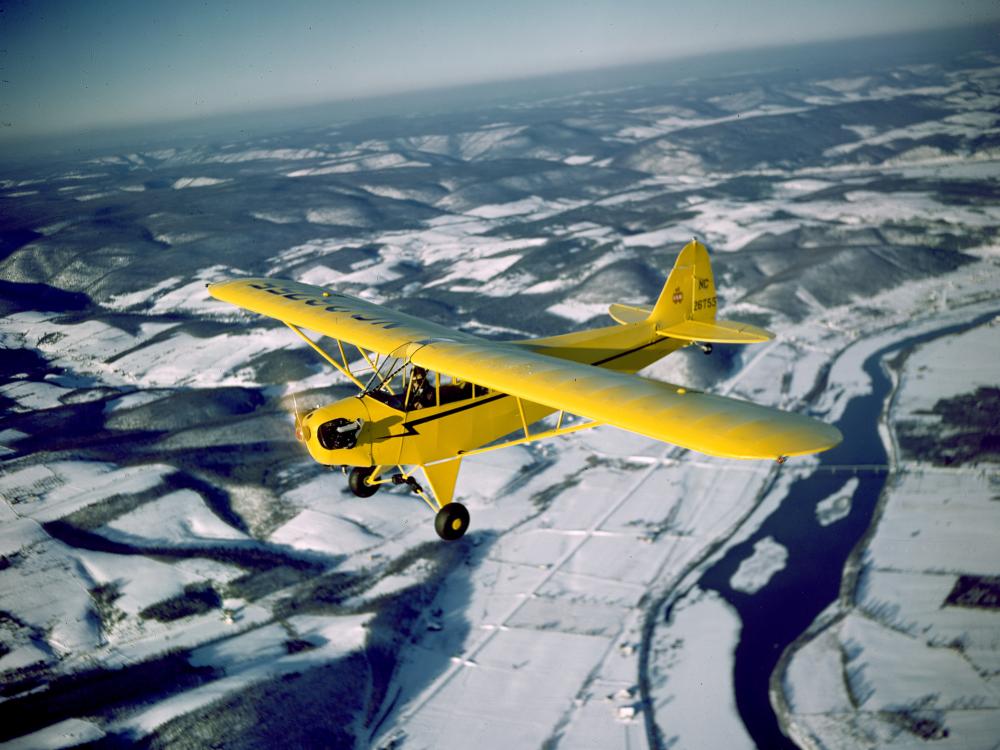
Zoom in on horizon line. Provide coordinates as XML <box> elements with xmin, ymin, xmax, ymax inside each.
<box><xmin>1</xmin><ymin>19</ymin><xmax>997</xmax><ymax>159</ymax></box>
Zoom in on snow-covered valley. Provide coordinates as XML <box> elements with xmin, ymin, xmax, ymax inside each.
<box><xmin>1</xmin><ymin>27</ymin><xmax>999</xmax><ymax>749</ymax></box>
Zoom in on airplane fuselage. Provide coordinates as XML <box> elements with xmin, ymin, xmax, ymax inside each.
<box><xmin>299</xmin><ymin>320</ymin><xmax>686</xmax><ymax>468</ymax></box>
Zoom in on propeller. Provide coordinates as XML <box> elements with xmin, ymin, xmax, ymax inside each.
<box><xmin>291</xmin><ymin>393</ymin><xmax>308</xmax><ymax>442</ymax></box>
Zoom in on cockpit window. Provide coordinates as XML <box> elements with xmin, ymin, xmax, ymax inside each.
<box><xmin>364</xmin><ymin>354</ymin><xmax>406</xmax><ymax>397</ymax></box>
<box><xmin>364</xmin><ymin>357</ymin><xmax>486</xmax><ymax>413</ymax></box>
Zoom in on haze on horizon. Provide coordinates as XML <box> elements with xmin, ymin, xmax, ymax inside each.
<box><xmin>1</xmin><ymin>0</ymin><xmax>998</xmax><ymax>145</ymax></box>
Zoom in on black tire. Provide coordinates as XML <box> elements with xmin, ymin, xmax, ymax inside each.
<box><xmin>348</xmin><ymin>467</ymin><xmax>380</xmax><ymax>498</ymax></box>
<box><xmin>434</xmin><ymin>502</ymin><xmax>470</xmax><ymax>541</ymax></box>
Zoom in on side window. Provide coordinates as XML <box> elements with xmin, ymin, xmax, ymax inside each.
<box><xmin>437</xmin><ymin>378</ymin><xmax>489</xmax><ymax>406</ymax></box>
<box><xmin>437</xmin><ymin>380</ymin><xmax>474</xmax><ymax>406</ymax></box>
<box><xmin>402</xmin><ymin>369</ymin><xmax>489</xmax><ymax>409</ymax></box>
<box><xmin>367</xmin><ymin>364</ymin><xmax>489</xmax><ymax>412</ymax></box>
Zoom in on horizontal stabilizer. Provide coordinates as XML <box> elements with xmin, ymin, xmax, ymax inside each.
<box><xmin>608</xmin><ymin>303</ymin><xmax>651</xmax><ymax>325</ymax></box>
<box><xmin>657</xmin><ymin>319</ymin><xmax>774</xmax><ymax>344</ymax></box>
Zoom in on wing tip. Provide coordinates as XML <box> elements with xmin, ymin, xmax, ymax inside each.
<box><xmin>779</xmin><ymin>421</ymin><xmax>843</xmax><ymax>459</ymax></box>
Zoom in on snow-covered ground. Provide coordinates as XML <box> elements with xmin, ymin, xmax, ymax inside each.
<box><xmin>648</xmin><ymin>588</ymin><xmax>755</xmax><ymax>749</ymax></box>
<box><xmin>1</xmin><ymin>34</ymin><xmax>998</xmax><ymax>750</ymax></box>
<box><xmin>730</xmin><ymin>537</ymin><xmax>789</xmax><ymax>594</ymax></box>
<box><xmin>4</xmin><ymin>248</ymin><xmax>996</xmax><ymax>748</ymax></box>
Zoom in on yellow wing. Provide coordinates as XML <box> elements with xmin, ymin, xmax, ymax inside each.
<box><xmin>208</xmin><ymin>277</ymin><xmax>480</xmax><ymax>355</ymax></box>
<box><xmin>209</xmin><ymin>277</ymin><xmax>842</xmax><ymax>460</ymax></box>
<box><xmin>407</xmin><ymin>339</ymin><xmax>839</xmax><ymax>459</ymax></box>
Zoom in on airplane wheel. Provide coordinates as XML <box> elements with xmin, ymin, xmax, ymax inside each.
<box><xmin>348</xmin><ymin>467</ymin><xmax>380</xmax><ymax>498</ymax></box>
<box><xmin>434</xmin><ymin>502</ymin><xmax>470</xmax><ymax>541</ymax></box>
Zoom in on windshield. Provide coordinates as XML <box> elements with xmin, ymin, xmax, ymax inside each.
<box><xmin>362</xmin><ymin>344</ymin><xmax>487</xmax><ymax>412</ymax></box>
<box><xmin>364</xmin><ymin>354</ymin><xmax>407</xmax><ymax>396</ymax></box>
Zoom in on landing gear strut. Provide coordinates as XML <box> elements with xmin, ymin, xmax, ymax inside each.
<box><xmin>392</xmin><ymin>473</ymin><xmax>424</xmax><ymax>494</ymax></box>
<box><xmin>347</xmin><ymin>465</ymin><xmax>471</xmax><ymax>541</ymax></box>
<box><xmin>434</xmin><ymin>502</ymin><xmax>470</xmax><ymax>541</ymax></box>
<box><xmin>697</xmin><ymin>342</ymin><xmax>713</xmax><ymax>355</ymax></box>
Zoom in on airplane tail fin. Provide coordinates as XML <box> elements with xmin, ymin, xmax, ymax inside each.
<box><xmin>608</xmin><ymin>238</ymin><xmax>715</xmax><ymax>327</ymax></box>
<box><xmin>608</xmin><ymin>238</ymin><xmax>774</xmax><ymax>344</ymax></box>
<box><xmin>649</xmin><ymin>238</ymin><xmax>716</xmax><ymax>327</ymax></box>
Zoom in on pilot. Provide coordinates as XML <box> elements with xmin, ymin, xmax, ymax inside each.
<box><xmin>408</xmin><ymin>367</ymin><xmax>435</xmax><ymax>410</ymax></box>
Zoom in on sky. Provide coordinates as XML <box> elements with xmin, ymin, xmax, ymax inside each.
<box><xmin>1</xmin><ymin>0</ymin><xmax>998</xmax><ymax>143</ymax></box>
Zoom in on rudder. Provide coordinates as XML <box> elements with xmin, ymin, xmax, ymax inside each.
<box><xmin>648</xmin><ymin>238</ymin><xmax>716</xmax><ymax>327</ymax></box>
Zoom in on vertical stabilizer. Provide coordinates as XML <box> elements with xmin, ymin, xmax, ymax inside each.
<box><xmin>648</xmin><ymin>238</ymin><xmax>716</xmax><ymax>328</ymax></box>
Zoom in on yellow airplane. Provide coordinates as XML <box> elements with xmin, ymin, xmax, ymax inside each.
<box><xmin>209</xmin><ymin>239</ymin><xmax>841</xmax><ymax>540</ymax></box>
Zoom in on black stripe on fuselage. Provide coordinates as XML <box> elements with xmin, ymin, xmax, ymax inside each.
<box><xmin>407</xmin><ymin>392</ymin><xmax>506</xmax><ymax>427</ymax></box>
<box><xmin>589</xmin><ymin>337</ymin><xmax>666</xmax><ymax>367</ymax></box>
<box><xmin>372</xmin><ymin>392</ymin><xmax>507</xmax><ymax>441</ymax></box>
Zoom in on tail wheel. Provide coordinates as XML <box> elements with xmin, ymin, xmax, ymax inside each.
<box><xmin>434</xmin><ymin>502</ymin><xmax>470</xmax><ymax>541</ymax></box>
<box><xmin>348</xmin><ymin>467</ymin><xmax>380</xmax><ymax>498</ymax></box>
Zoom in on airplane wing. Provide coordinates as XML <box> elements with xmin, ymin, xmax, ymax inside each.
<box><xmin>407</xmin><ymin>337</ymin><xmax>840</xmax><ymax>460</ymax></box>
<box><xmin>209</xmin><ymin>277</ymin><xmax>842</xmax><ymax>460</ymax></box>
<box><xmin>208</xmin><ymin>277</ymin><xmax>481</xmax><ymax>356</ymax></box>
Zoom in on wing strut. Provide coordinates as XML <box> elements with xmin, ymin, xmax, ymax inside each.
<box><xmin>515</xmin><ymin>397</ymin><xmax>531</xmax><ymax>440</ymax></box>
<box><xmin>285</xmin><ymin>323</ymin><xmax>366</xmax><ymax>390</ymax></box>
<box><xmin>355</xmin><ymin>345</ymin><xmax>380</xmax><ymax>375</ymax></box>
<box><xmin>458</xmin><ymin>418</ymin><xmax>602</xmax><ymax>458</ymax></box>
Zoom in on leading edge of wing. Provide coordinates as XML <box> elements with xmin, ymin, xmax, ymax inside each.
<box><xmin>207</xmin><ymin>277</ymin><xmax>479</xmax><ymax>356</ymax></box>
<box><xmin>410</xmin><ymin>338</ymin><xmax>842</xmax><ymax>460</ymax></box>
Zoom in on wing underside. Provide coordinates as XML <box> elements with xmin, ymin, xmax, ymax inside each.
<box><xmin>209</xmin><ymin>277</ymin><xmax>842</xmax><ymax>460</ymax></box>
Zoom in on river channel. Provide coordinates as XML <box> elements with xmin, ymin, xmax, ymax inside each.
<box><xmin>697</xmin><ymin>309</ymin><xmax>999</xmax><ymax>750</ymax></box>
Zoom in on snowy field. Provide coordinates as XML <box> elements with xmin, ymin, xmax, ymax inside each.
<box><xmin>1</xmin><ymin>28</ymin><xmax>999</xmax><ymax>749</ymax></box>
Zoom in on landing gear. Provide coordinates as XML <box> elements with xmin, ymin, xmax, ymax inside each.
<box><xmin>434</xmin><ymin>502</ymin><xmax>470</xmax><ymax>541</ymax></box>
<box><xmin>347</xmin><ymin>465</ymin><xmax>470</xmax><ymax>541</ymax></box>
<box><xmin>697</xmin><ymin>342</ymin><xmax>713</xmax><ymax>355</ymax></box>
<box><xmin>348</xmin><ymin>466</ymin><xmax>380</xmax><ymax>497</ymax></box>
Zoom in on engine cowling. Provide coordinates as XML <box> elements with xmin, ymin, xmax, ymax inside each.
<box><xmin>317</xmin><ymin>417</ymin><xmax>363</xmax><ymax>450</ymax></box>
